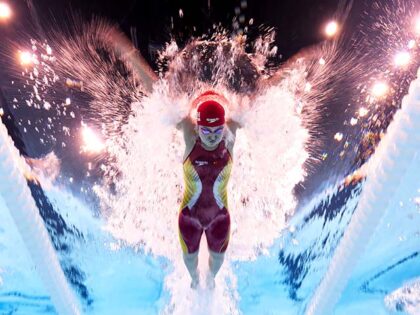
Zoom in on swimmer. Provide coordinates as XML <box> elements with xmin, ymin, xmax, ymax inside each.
<box><xmin>177</xmin><ymin>91</ymin><xmax>240</xmax><ymax>289</ymax></box>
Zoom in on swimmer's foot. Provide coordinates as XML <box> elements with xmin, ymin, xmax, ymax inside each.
<box><xmin>206</xmin><ymin>272</ymin><xmax>215</xmax><ymax>290</ymax></box>
<box><xmin>190</xmin><ymin>273</ymin><xmax>199</xmax><ymax>289</ymax></box>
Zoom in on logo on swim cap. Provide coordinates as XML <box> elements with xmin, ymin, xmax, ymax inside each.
<box><xmin>194</xmin><ymin>91</ymin><xmax>226</xmax><ymax>127</ymax></box>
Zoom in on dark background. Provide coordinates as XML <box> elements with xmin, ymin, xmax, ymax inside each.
<box><xmin>0</xmin><ymin>0</ymin><xmax>366</xmax><ymax>200</ymax></box>
<box><xmin>3</xmin><ymin>0</ymin><xmax>401</xmax><ymax>203</ymax></box>
<box><xmin>19</xmin><ymin>0</ymin><xmax>354</xmax><ymax>68</ymax></box>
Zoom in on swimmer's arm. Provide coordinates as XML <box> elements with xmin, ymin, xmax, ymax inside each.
<box><xmin>176</xmin><ymin>117</ymin><xmax>196</xmax><ymax>152</ymax></box>
<box><xmin>227</xmin><ymin>120</ymin><xmax>241</xmax><ymax>137</ymax></box>
<box><xmin>226</xmin><ymin>120</ymin><xmax>242</xmax><ymax>155</ymax></box>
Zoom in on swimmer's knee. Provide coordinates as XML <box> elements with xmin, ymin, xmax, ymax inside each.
<box><xmin>208</xmin><ymin>249</ymin><xmax>225</xmax><ymax>259</ymax></box>
<box><xmin>183</xmin><ymin>250</ymin><xmax>199</xmax><ymax>261</ymax></box>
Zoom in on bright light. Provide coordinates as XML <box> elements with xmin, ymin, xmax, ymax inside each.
<box><xmin>350</xmin><ymin>117</ymin><xmax>358</xmax><ymax>126</ymax></box>
<box><xmin>371</xmin><ymin>82</ymin><xmax>388</xmax><ymax>98</ymax></box>
<box><xmin>359</xmin><ymin>107</ymin><xmax>369</xmax><ymax>117</ymax></box>
<box><xmin>319</xmin><ymin>57</ymin><xmax>326</xmax><ymax>65</ymax></box>
<box><xmin>0</xmin><ymin>2</ymin><xmax>12</xmax><ymax>20</ymax></box>
<box><xmin>325</xmin><ymin>21</ymin><xmax>339</xmax><ymax>37</ymax></box>
<box><xmin>416</xmin><ymin>16</ymin><xmax>420</xmax><ymax>35</ymax></box>
<box><xmin>408</xmin><ymin>40</ymin><xmax>416</xmax><ymax>49</ymax></box>
<box><xmin>304</xmin><ymin>82</ymin><xmax>312</xmax><ymax>92</ymax></box>
<box><xmin>81</xmin><ymin>126</ymin><xmax>105</xmax><ymax>153</ymax></box>
<box><xmin>334</xmin><ymin>132</ymin><xmax>343</xmax><ymax>142</ymax></box>
<box><xmin>394</xmin><ymin>51</ymin><xmax>411</xmax><ymax>67</ymax></box>
<box><xmin>19</xmin><ymin>51</ymin><xmax>34</xmax><ymax>66</ymax></box>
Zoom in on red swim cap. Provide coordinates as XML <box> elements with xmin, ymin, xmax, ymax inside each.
<box><xmin>193</xmin><ymin>91</ymin><xmax>226</xmax><ymax>127</ymax></box>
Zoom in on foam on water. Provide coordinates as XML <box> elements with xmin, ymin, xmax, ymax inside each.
<box><xmin>385</xmin><ymin>278</ymin><xmax>420</xmax><ymax>314</ymax></box>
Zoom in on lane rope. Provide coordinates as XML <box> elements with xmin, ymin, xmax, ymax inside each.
<box><xmin>0</xmin><ymin>121</ymin><xmax>81</xmax><ymax>315</ymax></box>
<box><xmin>306</xmin><ymin>67</ymin><xmax>420</xmax><ymax>315</ymax></box>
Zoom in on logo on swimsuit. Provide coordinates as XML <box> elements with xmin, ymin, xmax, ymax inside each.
<box><xmin>206</xmin><ymin>117</ymin><xmax>219</xmax><ymax>123</ymax></box>
<box><xmin>195</xmin><ymin>160</ymin><xmax>209</xmax><ymax>166</ymax></box>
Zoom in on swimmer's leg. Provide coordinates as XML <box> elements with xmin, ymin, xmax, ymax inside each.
<box><xmin>205</xmin><ymin>209</ymin><xmax>230</xmax><ymax>288</ymax></box>
<box><xmin>208</xmin><ymin>250</ymin><xmax>225</xmax><ymax>277</ymax></box>
<box><xmin>206</xmin><ymin>249</ymin><xmax>225</xmax><ymax>289</ymax></box>
<box><xmin>179</xmin><ymin>208</ymin><xmax>203</xmax><ymax>289</ymax></box>
<box><xmin>183</xmin><ymin>251</ymin><xmax>199</xmax><ymax>289</ymax></box>
<box><xmin>206</xmin><ymin>250</ymin><xmax>225</xmax><ymax>288</ymax></box>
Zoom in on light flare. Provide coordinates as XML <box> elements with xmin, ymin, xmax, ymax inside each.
<box><xmin>359</xmin><ymin>107</ymin><xmax>369</xmax><ymax>117</ymax></box>
<box><xmin>416</xmin><ymin>16</ymin><xmax>420</xmax><ymax>35</ymax></box>
<box><xmin>394</xmin><ymin>51</ymin><xmax>411</xmax><ymax>67</ymax></box>
<box><xmin>18</xmin><ymin>51</ymin><xmax>34</xmax><ymax>66</ymax></box>
<box><xmin>81</xmin><ymin>126</ymin><xmax>105</xmax><ymax>154</ymax></box>
<box><xmin>0</xmin><ymin>2</ymin><xmax>11</xmax><ymax>21</ymax></box>
<box><xmin>325</xmin><ymin>21</ymin><xmax>339</xmax><ymax>37</ymax></box>
<box><xmin>371</xmin><ymin>82</ymin><xmax>389</xmax><ymax>98</ymax></box>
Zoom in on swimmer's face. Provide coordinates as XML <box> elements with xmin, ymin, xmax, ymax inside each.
<box><xmin>197</xmin><ymin>125</ymin><xmax>224</xmax><ymax>149</ymax></box>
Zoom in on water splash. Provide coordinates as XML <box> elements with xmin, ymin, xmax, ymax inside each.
<box><xmin>2</xmin><ymin>0</ymin><xmax>419</xmax><ymax>312</ymax></box>
<box><xmin>84</xmin><ymin>27</ymin><xmax>310</xmax><ymax>313</ymax></box>
<box><xmin>385</xmin><ymin>277</ymin><xmax>420</xmax><ymax>314</ymax></box>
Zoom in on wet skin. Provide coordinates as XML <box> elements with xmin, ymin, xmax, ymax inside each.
<box><xmin>197</xmin><ymin>125</ymin><xmax>225</xmax><ymax>150</ymax></box>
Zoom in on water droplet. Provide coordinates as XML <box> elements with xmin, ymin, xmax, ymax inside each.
<box><xmin>350</xmin><ymin>117</ymin><xmax>358</xmax><ymax>125</ymax></box>
<box><xmin>334</xmin><ymin>132</ymin><xmax>343</xmax><ymax>141</ymax></box>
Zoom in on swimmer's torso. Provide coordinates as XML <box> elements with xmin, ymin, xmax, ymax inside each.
<box><xmin>180</xmin><ymin>139</ymin><xmax>232</xmax><ymax>227</ymax></box>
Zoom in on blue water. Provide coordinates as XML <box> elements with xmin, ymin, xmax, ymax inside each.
<box><xmin>1</xmin><ymin>1</ymin><xmax>420</xmax><ymax>313</ymax></box>
<box><xmin>0</xmin><ymin>141</ymin><xmax>419</xmax><ymax>314</ymax></box>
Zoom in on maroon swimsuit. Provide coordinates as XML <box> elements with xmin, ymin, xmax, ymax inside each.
<box><xmin>178</xmin><ymin>139</ymin><xmax>232</xmax><ymax>253</ymax></box>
